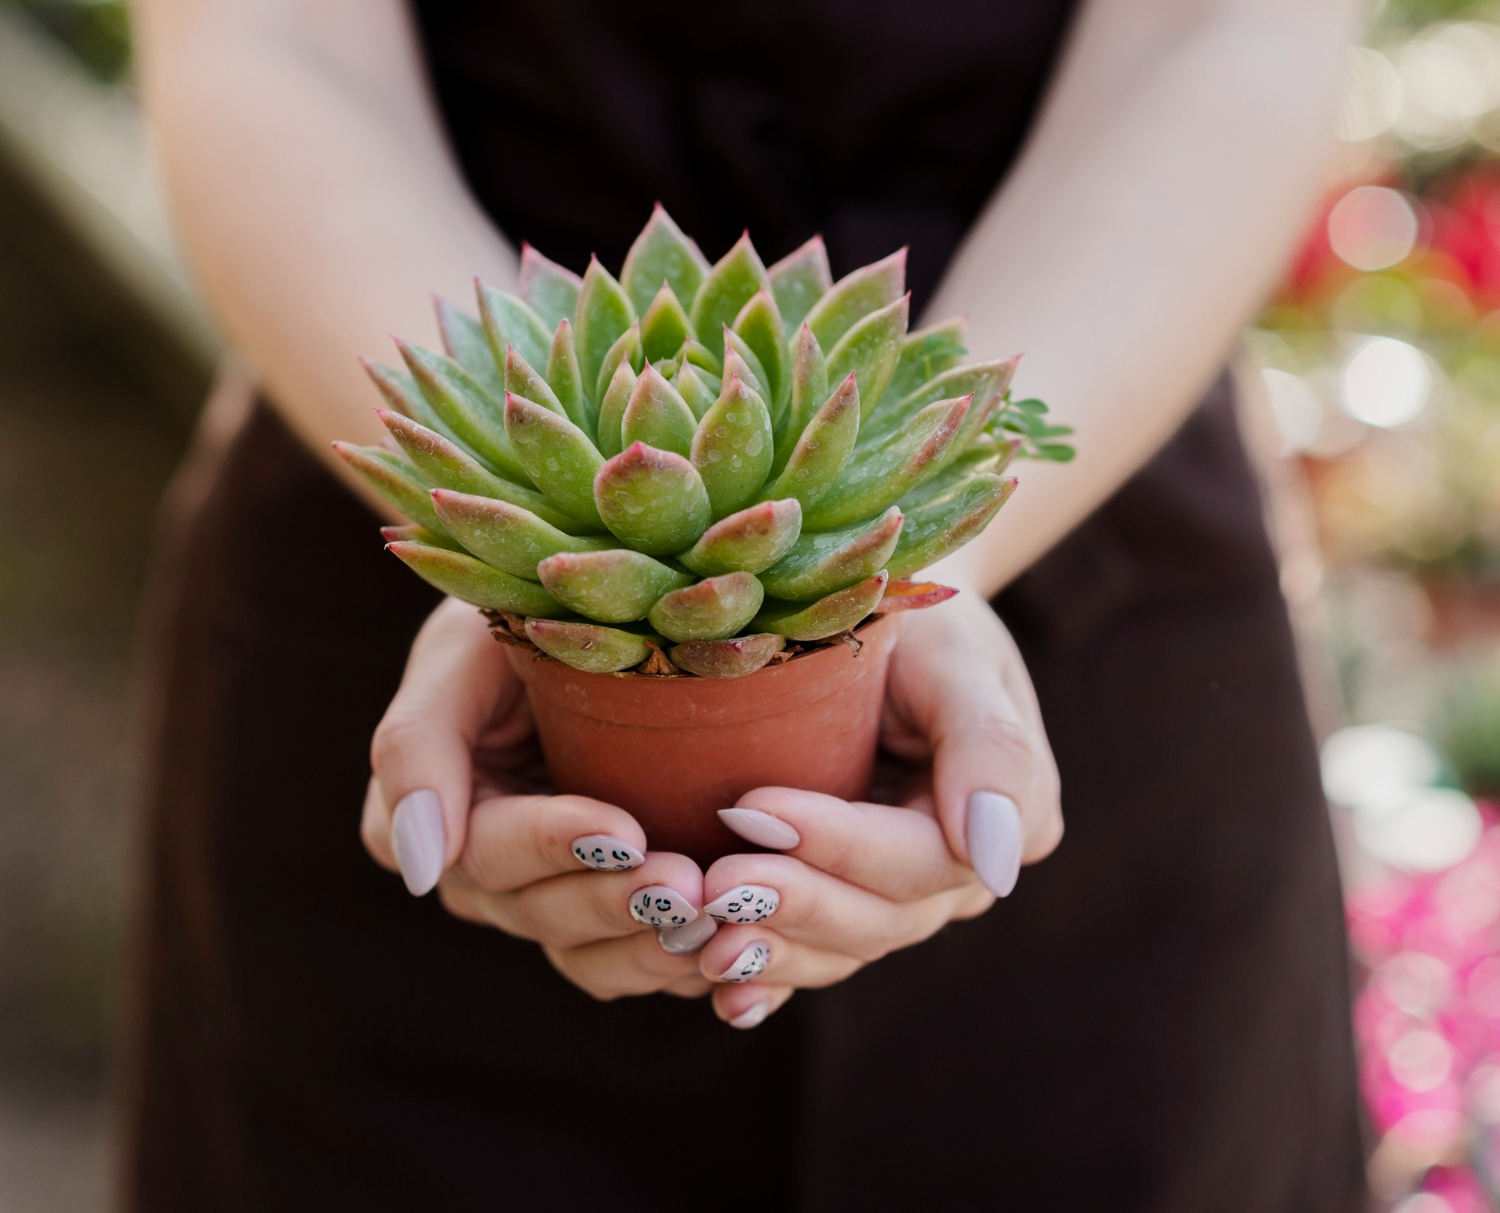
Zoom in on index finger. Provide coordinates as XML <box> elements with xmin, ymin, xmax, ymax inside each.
<box><xmin>366</xmin><ymin>596</ymin><xmax>518</xmax><ymax>894</ymax></box>
<box><xmin>458</xmin><ymin>791</ymin><xmax>648</xmax><ymax>893</ymax></box>
<box><xmin>720</xmin><ymin>787</ymin><xmax>972</xmax><ymax>903</ymax></box>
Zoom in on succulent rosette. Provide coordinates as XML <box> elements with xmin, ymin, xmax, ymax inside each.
<box><xmin>336</xmin><ymin>207</ymin><xmax>1070</xmax><ymax>678</ymax></box>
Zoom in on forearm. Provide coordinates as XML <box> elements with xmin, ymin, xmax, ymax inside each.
<box><xmin>928</xmin><ymin>0</ymin><xmax>1361</xmax><ymax>597</ymax></box>
<box><xmin>136</xmin><ymin>0</ymin><xmax>514</xmax><ymax>469</ymax></box>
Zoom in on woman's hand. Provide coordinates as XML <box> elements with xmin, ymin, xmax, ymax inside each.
<box><xmin>691</xmin><ymin>592</ymin><xmax>1062</xmax><ymax>1028</ymax></box>
<box><xmin>360</xmin><ymin>596</ymin><xmax>716</xmax><ymax>1000</ymax></box>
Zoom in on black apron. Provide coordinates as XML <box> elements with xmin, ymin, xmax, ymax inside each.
<box><xmin>120</xmin><ymin>3</ymin><xmax>1365</xmax><ymax>1209</ymax></box>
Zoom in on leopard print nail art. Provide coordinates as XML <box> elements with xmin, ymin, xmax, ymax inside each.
<box><xmin>720</xmin><ymin>941</ymin><xmax>769</xmax><ymax>983</ymax></box>
<box><xmin>571</xmin><ymin>834</ymin><xmax>645</xmax><ymax>872</ymax></box>
<box><xmin>705</xmin><ymin>885</ymin><xmax>779</xmax><ymax>924</ymax></box>
<box><xmin>629</xmin><ymin>885</ymin><xmax>698</xmax><ymax>929</ymax></box>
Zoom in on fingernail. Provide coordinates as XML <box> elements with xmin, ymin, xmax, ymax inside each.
<box><xmin>657</xmin><ymin>914</ymin><xmax>718</xmax><ymax>954</ymax></box>
<box><xmin>628</xmin><ymin>885</ymin><xmax>699</xmax><ymax>929</ymax></box>
<box><xmin>967</xmin><ymin>791</ymin><xmax>1023</xmax><ymax>898</ymax></box>
<box><xmin>570</xmin><ymin>834</ymin><xmax>645</xmax><ymax>871</ymax></box>
<box><xmin>392</xmin><ymin>789</ymin><xmax>445</xmax><ymax>896</ymax></box>
<box><xmin>717</xmin><ymin>941</ymin><xmax>769</xmax><ymax>983</ymax></box>
<box><xmin>705</xmin><ymin>885</ymin><xmax>780</xmax><ymax>924</ymax></box>
<box><xmin>729</xmin><ymin>999</ymin><xmax>773</xmax><ymax>1030</ymax></box>
<box><xmin>718</xmin><ymin>808</ymin><xmax>800</xmax><ymax>850</ymax></box>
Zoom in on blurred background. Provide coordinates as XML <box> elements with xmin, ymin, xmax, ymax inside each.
<box><xmin>4</xmin><ymin>0</ymin><xmax>1500</xmax><ymax>1209</ymax></box>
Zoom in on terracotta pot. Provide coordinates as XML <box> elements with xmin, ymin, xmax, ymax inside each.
<box><xmin>506</xmin><ymin>614</ymin><xmax>900</xmax><ymax>864</ymax></box>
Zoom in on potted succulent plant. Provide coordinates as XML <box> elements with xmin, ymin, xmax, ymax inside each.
<box><xmin>336</xmin><ymin>207</ymin><xmax>1069</xmax><ymax>859</ymax></box>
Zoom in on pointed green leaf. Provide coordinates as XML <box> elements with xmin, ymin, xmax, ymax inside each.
<box><xmin>669</xmin><ymin>633</ymin><xmax>785</xmax><ymax>679</ymax></box>
<box><xmin>639</xmin><ymin>283</ymin><xmax>695</xmax><ymax>363</ymax></box>
<box><xmin>518</xmin><ymin>245</ymin><xmax>582</xmax><ymax>332</ymax></box>
<box><xmin>575</xmin><ymin>257</ymin><xmax>636</xmax><ymax>401</ymax></box>
<box><xmin>942</xmin><ymin>357</ymin><xmax>1019</xmax><ymax>467</ymax></box>
<box><xmin>732</xmin><ymin>288</ymin><xmax>787</xmax><ymax>407</ymax></box>
<box><xmin>622</xmin><ymin>364</ymin><xmax>697</xmax><ymax>458</ymax></box>
<box><xmin>759</xmin><ymin>507</ymin><xmax>903</xmax><ymax>601</ymax></box>
<box><xmin>386</xmin><ymin>541</ymin><xmax>565</xmax><ymax>615</ymax></box>
<box><xmin>647</xmin><ymin>572</ymin><xmax>764</xmax><ymax>642</ymax></box>
<box><xmin>431</xmin><ymin>490</ymin><xmax>615</xmax><ymax>578</ymax></box>
<box><xmin>677</xmin><ymin>339</ymin><xmax>720</xmax><ymax>375</ymax></box>
<box><xmin>477</xmin><ymin>282</ymin><xmax>552</xmax><ymax>377</ymax></box>
<box><xmin>885</xmin><ymin>318</ymin><xmax>967</xmax><ymax>404</ymax></box>
<box><xmin>593</xmin><ymin>442</ymin><xmax>713</xmax><ymax>555</ymax></box>
<box><xmin>691</xmin><ymin>374</ymin><xmax>774</xmax><ymax>519</ymax></box>
<box><xmin>436</xmin><ymin>297</ymin><xmax>504</xmax><ymax>402</ymax></box>
<box><xmin>803</xmin><ymin>394</ymin><xmax>970</xmax><ymax>529</ymax></box>
<box><xmin>862</xmin><ymin>360</ymin><xmax>1015</xmax><ymax>448</ymax></box>
<box><xmin>332</xmin><ymin>443</ymin><xmax>444</xmax><ymax>534</ymax></box>
<box><xmin>372</xmin><ymin>410</ymin><xmax>591</xmax><ymax>532</ymax></box>
<box><xmin>504</xmin><ymin>344</ymin><xmax>566</xmax><ymax>416</ymax></box>
<box><xmin>678</xmin><ymin>498</ymin><xmax>803</xmax><ymax>576</ymax></box>
<box><xmin>689</xmin><ymin>232</ymin><xmax>768</xmax><ymax>361</ymax></box>
<box><xmin>760</xmin><ymin>373</ymin><xmax>860</xmax><ymax>510</ymax></box>
<box><xmin>362</xmin><ymin>358</ymin><xmax>472</xmax><ymax>456</ymax></box>
<box><xmin>723</xmin><ymin>330</ymin><xmax>770</xmax><ymax>401</ymax></box>
<box><xmin>888</xmin><ymin>474</ymin><xmax>1017</xmax><ymax>579</ymax></box>
<box><xmin>594</xmin><ymin>322</ymin><xmax>644</xmax><ymax>403</ymax></box>
<box><xmin>397</xmin><ymin>341</ymin><xmax>529</xmax><ymax>484</ymax></box>
<box><xmin>545</xmin><ymin>319</ymin><xmax>593</xmax><ymax>434</ymax></box>
<box><xmin>804</xmin><ymin>249</ymin><xmax>905</xmax><ymax>353</ymax></box>
<box><xmin>595</xmin><ymin>361</ymin><xmax>637</xmax><ymax>460</ymax></box>
<box><xmin>773</xmin><ymin>323</ymin><xmax>829</xmax><ymax>472</ymax></box>
<box><xmin>751</xmin><ymin>570</ymin><xmax>889</xmax><ymax>641</ymax></box>
<box><xmin>377</xmin><ymin>409</ymin><xmax>521</xmax><ymax>499</ymax></box>
<box><xmin>503</xmin><ymin>392</ymin><xmax>606</xmax><ymax>528</ymax></box>
<box><xmin>537</xmin><ymin>548</ymin><xmax>695</xmax><ymax>622</ymax></box>
<box><xmin>826</xmin><ymin>293</ymin><xmax>909</xmax><ymax>419</ymax></box>
<box><xmin>674</xmin><ymin>362</ymin><xmax>720</xmax><ymax>420</ymax></box>
<box><xmin>381</xmin><ymin>523</ymin><xmax>466</xmax><ymax>552</ymax></box>
<box><xmin>766</xmin><ymin>235</ymin><xmax>832</xmax><ymax>331</ymax></box>
<box><xmin>525</xmin><ymin>618</ymin><xmax>653</xmax><ymax>674</ymax></box>
<box><xmin>620</xmin><ymin>204</ymin><xmax>711</xmax><ymax>316</ymax></box>
<box><xmin>898</xmin><ymin>439</ymin><xmax>1019</xmax><ymax>513</ymax></box>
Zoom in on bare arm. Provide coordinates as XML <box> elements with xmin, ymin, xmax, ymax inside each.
<box><xmin>928</xmin><ymin>0</ymin><xmax>1361</xmax><ymax>595</ymax></box>
<box><xmin>135</xmin><ymin>0</ymin><xmax>515</xmax><ymax>467</ymax></box>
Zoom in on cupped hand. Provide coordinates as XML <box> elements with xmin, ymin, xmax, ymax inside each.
<box><xmin>692</xmin><ymin>592</ymin><xmax>1063</xmax><ymax>1028</ymax></box>
<box><xmin>360</xmin><ymin>596</ymin><xmax>715</xmax><ymax>1001</ymax></box>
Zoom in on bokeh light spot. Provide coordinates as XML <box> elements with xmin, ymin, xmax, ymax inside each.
<box><xmin>1328</xmin><ymin>186</ymin><xmax>1420</xmax><ymax>271</ymax></box>
<box><xmin>1341</xmin><ymin>336</ymin><xmax>1433</xmax><ymax>428</ymax></box>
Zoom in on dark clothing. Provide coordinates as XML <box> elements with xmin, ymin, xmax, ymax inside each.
<box><xmin>121</xmin><ymin>2</ymin><xmax>1364</xmax><ymax>1209</ymax></box>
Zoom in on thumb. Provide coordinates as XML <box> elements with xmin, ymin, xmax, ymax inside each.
<box><xmin>889</xmin><ymin>602</ymin><xmax>1061</xmax><ymax>898</ymax></box>
<box><xmin>367</xmin><ymin>597</ymin><xmax>515</xmax><ymax>895</ymax></box>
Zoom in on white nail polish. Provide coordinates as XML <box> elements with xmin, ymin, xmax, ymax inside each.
<box><xmin>967</xmin><ymin>791</ymin><xmax>1023</xmax><ymax>898</ymax></box>
<box><xmin>718</xmin><ymin>941</ymin><xmax>769</xmax><ymax>983</ymax></box>
<box><xmin>729</xmin><ymin>999</ymin><xmax>773</xmax><ymax>1030</ymax></box>
<box><xmin>657</xmin><ymin>914</ymin><xmax>718</xmax><ymax>954</ymax></box>
<box><xmin>705</xmin><ymin>885</ymin><xmax>780</xmax><ymax>924</ymax></box>
<box><xmin>571</xmin><ymin>834</ymin><xmax>645</xmax><ymax>871</ymax></box>
<box><xmin>717</xmin><ymin>808</ymin><xmax>801</xmax><ymax>850</ymax></box>
<box><xmin>392</xmin><ymin>789</ymin><xmax>445</xmax><ymax>896</ymax></box>
<box><xmin>629</xmin><ymin>885</ymin><xmax>699</xmax><ymax>929</ymax></box>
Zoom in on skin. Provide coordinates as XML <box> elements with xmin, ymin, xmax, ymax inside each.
<box><xmin>139</xmin><ymin>0</ymin><xmax>1361</xmax><ymax>1025</ymax></box>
